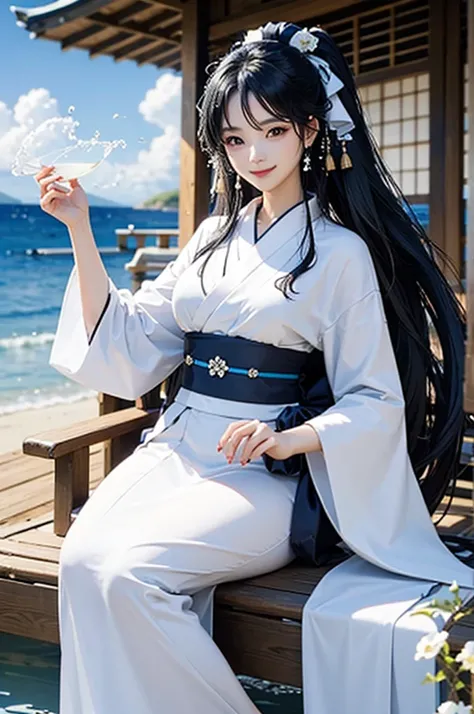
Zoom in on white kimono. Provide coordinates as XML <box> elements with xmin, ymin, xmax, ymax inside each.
<box><xmin>51</xmin><ymin>194</ymin><xmax>474</xmax><ymax>714</ymax></box>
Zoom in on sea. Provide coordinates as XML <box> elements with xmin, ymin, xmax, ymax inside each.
<box><xmin>0</xmin><ymin>202</ymin><xmax>304</xmax><ymax>713</ymax></box>
<box><xmin>0</xmin><ymin>202</ymin><xmax>181</xmax><ymax>415</ymax></box>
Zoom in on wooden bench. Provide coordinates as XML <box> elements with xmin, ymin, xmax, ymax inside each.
<box><xmin>16</xmin><ymin>392</ymin><xmax>474</xmax><ymax>689</ymax></box>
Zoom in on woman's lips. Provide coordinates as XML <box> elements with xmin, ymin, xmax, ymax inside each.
<box><xmin>250</xmin><ymin>166</ymin><xmax>276</xmax><ymax>177</ymax></box>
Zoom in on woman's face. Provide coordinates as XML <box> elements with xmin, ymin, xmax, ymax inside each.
<box><xmin>221</xmin><ymin>91</ymin><xmax>317</xmax><ymax>194</ymax></box>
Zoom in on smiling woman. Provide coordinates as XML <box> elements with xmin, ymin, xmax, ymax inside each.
<box><xmin>32</xmin><ymin>18</ymin><xmax>474</xmax><ymax>714</ymax></box>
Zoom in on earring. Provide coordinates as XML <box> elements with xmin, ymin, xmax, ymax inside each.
<box><xmin>303</xmin><ymin>147</ymin><xmax>312</xmax><ymax>172</ymax></box>
<box><xmin>325</xmin><ymin>129</ymin><xmax>336</xmax><ymax>173</ymax></box>
<box><xmin>340</xmin><ymin>139</ymin><xmax>353</xmax><ymax>170</ymax></box>
<box><xmin>235</xmin><ymin>174</ymin><xmax>242</xmax><ymax>191</ymax></box>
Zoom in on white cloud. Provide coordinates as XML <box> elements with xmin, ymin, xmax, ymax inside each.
<box><xmin>138</xmin><ymin>73</ymin><xmax>181</xmax><ymax>129</ymax></box>
<box><xmin>0</xmin><ymin>73</ymin><xmax>182</xmax><ymax>204</ymax></box>
<box><xmin>14</xmin><ymin>88</ymin><xmax>59</xmax><ymax>127</ymax></box>
<box><xmin>0</xmin><ymin>102</ymin><xmax>13</xmax><ymax>135</ymax></box>
<box><xmin>0</xmin><ymin>88</ymin><xmax>60</xmax><ymax>171</ymax></box>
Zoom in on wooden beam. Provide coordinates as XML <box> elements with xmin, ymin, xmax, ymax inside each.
<box><xmin>444</xmin><ymin>0</ymin><xmax>464</xmax><ymax>277</ymax></box>
<box><xmin>146</xmin><ymin>0</ymin><xmax>184</xmax><ymax>9</ymax></box>
<box><xmin>429</xmin><ymin>0</ymin><xmax>463</xmax><ymax>278</ymax></box>
<box><xmin>61</xmin><ymin>22</ymin><xmax>104</xmax><ymax>50</ymax></box>
<box><xmin>136</xmin><ymin>41</ymin><xmax>177</xmax><ymax>65</ymax></box>
<box><xmin>113</xmin><ymin>36</ymin><xmax>160</xmax><ymax>62</ymax></box>
<box><xmin>429</xmin><ymin>0</ymin><xmax>447</xmax><ymax>267</ymax></box>
<box><xmin>89</xmin><ymin>31</ymin><xmax>132</xmax><ymax>58</ymax></box>
<box><xmin>179</xmin><ymin>0</ymin><xmax>210</xmax><ymax>247</ymax></box>
<box><xmin>209</xmin><ymin>0</ymin><xmax>360</xmax><ymax>42</ymax></box>
<box><xmin>88</xmin><ymin>10</ymin><xmax>180</xmax><ymax>46</ymax></box>
<box><xmin>465</xmin><ymin>0</ymin><xmax>474</xmax><ymax>413</ymax></box>
<box><xmin>0</xmin><ymin>578</ymin><xmax>58</xmax><ymax>644</ymax></box>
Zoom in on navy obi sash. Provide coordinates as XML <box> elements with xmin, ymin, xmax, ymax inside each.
<box><xmin>179</xmin><ymin>332</ymin><xmax>344</xmax><ymax>566</ymax></box>
<box><xmin>182</xmin><ymin>331</ymin><xmax>310</xmax><ymax>404</ymax></box>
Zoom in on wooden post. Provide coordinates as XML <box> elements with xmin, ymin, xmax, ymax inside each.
<box><xmin>179</xmin><ymin>0</ymin><xmax>210</xmax><ymax>249</ymax></box>
<box><xmin>465</xmin><ymin>0</ymin><xmax>474</xmax><ymax>413</ymax></box>
<box><xmin>444</xmin><ymin>0</ymin><xmax>464</xmax><ymax>278</ymax></box>
<box><xmin>429</xmin><ymin>0</ymin><xmax>464</xmax><ymax>279</ymax></box>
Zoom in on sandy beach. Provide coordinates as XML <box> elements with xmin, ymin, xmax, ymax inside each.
<box><xmin>0</xmin><ymin>396</ymin><xmax>99</xmax><ymax>455</ymax></box>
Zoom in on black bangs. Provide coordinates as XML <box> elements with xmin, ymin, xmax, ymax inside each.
<box><xmin>197</xmin><ymin>41</ymin><xmax>328</xmax><ymax>159</ymax></box>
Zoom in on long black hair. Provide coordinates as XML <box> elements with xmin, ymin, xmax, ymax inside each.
<box><xmin>194</xmin><ymin>21</ymin><xmax>467</xmax><ymax>518</ymax></box>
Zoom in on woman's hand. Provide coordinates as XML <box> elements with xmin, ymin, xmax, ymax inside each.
<box><xmin>36</xmin><ymin>166</ymin><xmax>90</xmax><ymax>229</ymax></box>
<box><xmin>217</xmin><ymin>419</ymin><xmax>294</xmax><ymax>466</ymax></box>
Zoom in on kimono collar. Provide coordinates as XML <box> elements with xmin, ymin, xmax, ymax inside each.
<box><xmin>244</xmin><ymin>192</ymin><xmax>322</xmax><ymax>244</ymax></box>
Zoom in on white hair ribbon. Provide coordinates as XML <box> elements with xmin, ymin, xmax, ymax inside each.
<box><xmin>307</xmin><ymin>56</ymin><xmax>355</xmax><ymax>140</ymax></box>
<box><xmin>243</xmin><ymin>27</ymin><xmax>355</xmax><ymax>141</ymax></box>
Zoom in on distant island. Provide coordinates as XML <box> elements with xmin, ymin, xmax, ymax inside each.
<box><xmin>0</xmin><ymin>191</ymin><xmax>22</xmax><ymax>204</ymax></box>
<box><xmin>86</xmin><ymin>193</ymin><xmax>124</xmax><ymax>207</ymax></box>
<box><xmin>140</xmin><ymin>189</ymin><xmax>179</xmax><ymax>211</ymax></box>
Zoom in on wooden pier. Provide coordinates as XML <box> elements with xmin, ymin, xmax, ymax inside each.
<box><xmin>1</xmin><ymin>422</ymin><xmax>474</xmax><ymax>687</ymax></box>
<box><xmin>115</xmin><ymin>227</ymin><xmax>179</xmax><ymax>251</ymax></box>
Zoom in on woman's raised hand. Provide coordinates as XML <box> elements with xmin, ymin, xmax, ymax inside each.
<box><xmin>36</xmin><ymin>166</ymin><xmax>90</xmax><ymax>228</ymax></box>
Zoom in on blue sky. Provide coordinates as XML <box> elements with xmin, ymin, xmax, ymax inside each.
<box><xmin>0</xmin><ymin>3</ymin><xmax>182</xmax><ymax>205</ymax></box>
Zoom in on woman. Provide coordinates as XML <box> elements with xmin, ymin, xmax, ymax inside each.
<box><xmin>38</xmin><ymin>21</ymin><xmax>473</xmax><ymax>714</ymax></box>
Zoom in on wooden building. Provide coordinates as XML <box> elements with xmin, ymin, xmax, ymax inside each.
<box><xmin>5</xmin><ymin>0</ymin><xmax>474</xmax><ymax>691</ymax></box>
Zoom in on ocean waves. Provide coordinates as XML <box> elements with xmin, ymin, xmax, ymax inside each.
<box><xmin>0</xmin><ymin>305</ymin><xmax>59</xmax><ymax>320</ymax></box>
<box><xmin>0</xmin><ymin>387</ymin><xmax>96</xmax><ymax>415</ymax></box>
<box><xmin>0</xmin><ymin>331</ymin><xmax>56</xmax><ymax>351</ymax></box>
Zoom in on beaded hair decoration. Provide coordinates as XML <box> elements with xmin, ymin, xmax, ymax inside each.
<box><xmin>243</xmin><ymin>26</ymin><xmax>355</xmax><ymax>171</ymax></box>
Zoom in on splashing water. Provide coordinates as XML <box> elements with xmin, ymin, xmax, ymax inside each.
<box><xmin>11</xmin><ymin>115</ymin><xmax>127</xmax><ymax>182</ymax></box>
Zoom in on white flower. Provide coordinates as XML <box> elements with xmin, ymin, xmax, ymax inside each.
<box><xmin>455</xmin><ymin>641</ymin><xmax>474</xmax><ymax>673</ymax></box>
<box><xmin>208</xmin><ymin>355</ymin><xmax>229</xmax><ymax>379</ymax></box>
<box><xmin>244</xmin><ymin>28</ymin><xmax>263</xmax><ymax>43</ymax></box>
<box><xmin>449</xmin><ymin>580</ymin><xmax>459</xmax><ymax>593</ymax></box>
<box><xmin>289</xmin><ymin>29</ymin><xmax>319</xmax><ymax>54</ymax></box>
<box><xmin>437</xmin><ymin>702</ymin><xmax>472</xmax><ymax>714</ymax></box>
<box><xmin>414</xmin><ymin>631</ymin><xmax>449</xmax><ymax>661</ymax></box>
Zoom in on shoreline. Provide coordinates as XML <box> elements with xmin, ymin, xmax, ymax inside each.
<box><xmin>0</xmin><ymin>396</ymin><xmax>99</xmax><ymax>455</ymax></box>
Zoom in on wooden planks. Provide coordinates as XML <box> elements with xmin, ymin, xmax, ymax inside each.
<box><xmin>0</xmin><ymin>446</ymin><xmax>104</xmax><ymax>534</ymax></box>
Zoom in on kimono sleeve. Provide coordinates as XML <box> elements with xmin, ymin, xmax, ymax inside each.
<box><xmin>303</xmin><ymin>286</ymin><xmax>464</xmax><ymax>581</ymax></box>
<box><xmin>49</xmin><ymin>219</ymin><xmax>210</xmax><ymax>401</ymax></box>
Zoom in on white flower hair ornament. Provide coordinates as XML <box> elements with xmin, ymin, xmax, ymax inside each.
<box><xmin>243</xmin><ymin>26</ymin><xmax>355</xmax><ymax>154</ymax></box>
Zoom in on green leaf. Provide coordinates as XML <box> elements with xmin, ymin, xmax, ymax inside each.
<box><xmin>422</xmin><ymin>674</ymin><xmax>437</xmax><ymax>685</ymax></box>
<box><xmin>432</xmin><ymin>670</ymin><xmax>447</xmax><ymax>682</ymax></box>
<box><xmin>455</xmin><ymin>680</ymin><xmax>466</xmax><ymax>691</ymax></box>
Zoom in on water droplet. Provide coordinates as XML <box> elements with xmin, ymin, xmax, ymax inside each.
<box><xmin>138</xmin><ymin>137</ymin><xmax>146</xmax><ymax>143</ymax></box>
<box><xmin>10</xmin><ymin>116</ymin><xmax>126</xmax><ymax>179</ymax></box>
<box><xmin>68</xmin><ymin>105</ymin><xmax>75</xmax><ymax>114</ymax></box>
<box><xmin>112</xmin><ymin>113</ymin><xmax>120</xmax><ymax>119</ymax></box>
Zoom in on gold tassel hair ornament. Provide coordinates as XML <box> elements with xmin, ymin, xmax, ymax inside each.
<box><xmin>215</xmin><ymin>171</ymin><xmax>226</xmax><ymax>194</ymax></box>
<box><xmin>325</xmin><ymin>130</ymin><xmax>336</xmax><ymax>173</ymax></box>
<box><xmin>340</xmin><ymin>139</ymin><xmax>353</xmax><ymax>170</ymax></box>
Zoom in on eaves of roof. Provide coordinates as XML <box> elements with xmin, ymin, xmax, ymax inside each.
<box><xmin>11</xmin><ymin>0</ymin><xmax>113</xmax><ymax>34</ymax></box>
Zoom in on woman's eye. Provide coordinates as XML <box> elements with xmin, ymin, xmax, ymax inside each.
<box><xmin>268</xmin><ymin>127</ymin><xmax>288</xmax><ymax>137</ymax></box>
<box><xmin>224</xmin><ymin>136</ymin><xmax>243</xmax><ymax>146</ymax></box>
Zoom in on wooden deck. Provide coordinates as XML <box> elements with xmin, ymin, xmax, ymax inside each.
<box><xmin>1</xmin><ymin>446</ymin><xmax>474</xmax><ymax>687</ymax></box>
